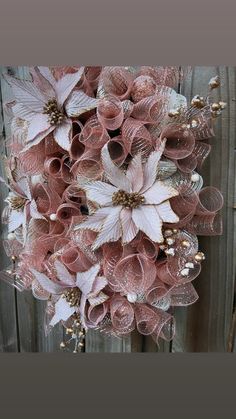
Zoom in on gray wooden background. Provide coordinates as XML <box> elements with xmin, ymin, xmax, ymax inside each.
<box><xmin>0</xmin><ymin>66</ymin><xmax>235</xmax><ymax>352</ymax></box>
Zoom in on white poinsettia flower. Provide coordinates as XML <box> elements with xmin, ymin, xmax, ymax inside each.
<box><xmin>4</xmin><ymin>176</ymin><xmax>44</xmax><ymax>235</ymax></box>
<box><xmin>5</xmin><ymin>67</ymin><xmax>98</xmax><ymax>151</ymax></box>
<box><xmin>75</xmin><ymin>143</ymin><xmax>179</xmax><ymax>249</ymax></box>
<box><xmin>30</xmin><ymin>262</ymin><xmax>107</xmax><ymax>327</ymax></box>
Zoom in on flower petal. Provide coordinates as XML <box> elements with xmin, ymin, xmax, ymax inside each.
<box><xmin>54</xmin><ymin>260</ymin><xmax>75</xmax><ymax>286</ymax></box>
<box><xmin>156</xmin><ymin>201</ymin><xmax>179</xmax><ymax>223</ymax></box>
<box><xmin>53</xmin><ymin>119</ymin><xmax>72</xmax><ymax>151</ymax></box>
<box><xmin>17</xmin><ymin>177</ymin><xmax>31</xmax><ymax>199</ymax></box>
<box><xmin>132</xmin><ymin>205</ymin><xmax>164</xmax><ymax>243</ymax></box>
<box><xmin>140</xmin><ymin>141</ymin><xmax>166</xmax><ymax>193</ymax></box>
<box><xmin>30</xmin><ymin>269</ymin><xmax>66</xmax><ymax>294</ymax></box>
<box><xmin>88</xmin><ymin>292</ymin><xmax>109</xmax><ymax>307</ymax></box>
<box><xmin>27</xmin><ymin>113</ymin><xmax>51</xmax><ymax>142</ymax></box>
<box><xmin>101</xmin><ymin>144</ymin><xmax>131</xmax><ymax>192</ymax></box>
<box><xmin>22</xmin><ymin>125</ymin><xmax>55</xmax><ymax>150</ymax></box>
<box><xmin>65</xmin><ymin>90</ymin><xmax>98</xmax><ymax>117</ymax></box>
<box><xmin>143</xmin><ymin>180</ymin><xmax>179</xmax><ymax>205</ymax></box>
<box><xmin>76</xmin><ymin>263</ymin><xmax>100</xmax><ymax>295</ymax></box>
<box><xmin>126</xmin><ymin>153</ymin><xmax>143</xmax><ymax>192</ymax></box>
<box><xmin>90</xmin><ymin>276</ymin><xmax>108</xmax><ymax>296</ymax></box>
<box><xmin>82</xmin><ymin>181</ymin><xmax>117</xmax><ymax>206</ymax></box>
<box><xmin>120</xmin><ymin>208</ymin><xmax>139</xmax><ymax>244</ymax></box>
<box><xmin>55</xmin><ymin>67</ymin><xmax>85</xmax><ymax>106</ymax></box>
<box><xmin>37</xmin><ymin>66</ymin><xmax>57</xmax><ymax>89</ymax></box>
<box><xmin>30</xmin><ymin>67</ymin><xmax>56</xmax><ymax>98</ymax></box>
<box><xmin>12</xmin><ymin>103</ymin><xmax>36</xmax><ymax>121</ymax></box>
<box><xmin>4</xmin><ymin>74</ymin><xmax>47</xmax><ymax>112</ymax></box>
<box><xmin>29</xmin><ymin>199</ymin><xmax>46</xmax><ymax>220</ymax></box>
<box><xmin>92</xmin><ymin>205</ymin><xmax>122</xmax><ymax>250</ymax></box>
<box><xmin>8</xmin><ymin>210</ymin><xmax>25</xmax><ymax>232</ymax></box>
<box><xmin>50</xmin><ymin>296</ymin><xmax>76</xmax><ymax>326</ymax></box>
<box><xmin>74</xmin><ymin>207</ymin><xmax>111</xmax><ymax>232</ymax></box>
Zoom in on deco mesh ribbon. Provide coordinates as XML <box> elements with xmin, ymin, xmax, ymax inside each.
<box><xmin>0</xmin><ymin>66</ymin><xmax>225</xmax><ymax>352</ymax></box>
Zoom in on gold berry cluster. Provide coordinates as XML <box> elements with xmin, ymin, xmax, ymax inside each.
<box><xmin>63</xmin><ymin>287</ymin><xmax>81</xmax><ymax>307</ymax></box>
<box><xmin>112</xmin><ymin>190</ymin><xmax>145</xmax><ymax>209</ymax></box>
<box><xmin>60</xmin><ymin>314</ymin><xmax>85</xmax><ymax>353</ymax></box>
<box><xmin>43</xmin><ymin>98</ymin><xmax>65</xmax><ymax>125</ymax></box>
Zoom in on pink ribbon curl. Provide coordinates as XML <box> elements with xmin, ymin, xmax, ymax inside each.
<box><xmin>100</xmin><ymin>67</ymin><xmax>134</xmax><ymax>100</ymax></box>
<box><xmin>161</xmin><ymin>124</ymin><xmax>195</xmax><ymax>160</ymax></box>
<box><xmin>122</xmin><ymin>117</ymin><xmax>154</xmax><ymax>157</ymax></box>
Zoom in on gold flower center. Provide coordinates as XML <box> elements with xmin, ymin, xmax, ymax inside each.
<box><xmin>63</xmin><ymin>288</ymin><xmax>81</xmax><ymax>307</ymax></box>
<box><xmin>8</xmin><ymin>196</ymin><xmax>26</xmax><ymax>211</ymax></box>
<box><xmin>43</xmin><ymin>98</ymin><xmax>65</xmax><ymax>125</ymax></box>
<box><xmin>112</xmin><ymin>190</ymin><xmax>145</xmax><ymax>209</ymax></box>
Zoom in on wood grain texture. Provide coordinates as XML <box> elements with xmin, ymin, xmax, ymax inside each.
<box><xmin>172</xmin><ymin>66</ymin><xmax>236</xmax><ymax>352</ymax></box>
<box><xmin>0</xmin><ymin>71</ymin><xmax>18</xmax><ymax>352</ymax></box>
<box><xmin>86</xmin><ymin>330</ymin><xmax>131</xmax><ymax>352</ymax></box>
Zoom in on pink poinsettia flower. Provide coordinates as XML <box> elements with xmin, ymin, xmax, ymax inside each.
<box><xmin>30</xmin><ymin>261</ymin><xmax>108</xmax><ymax>327</ymax></box>
<box><xmin>5</xmin><ymin>67</ymin><xmax>98</xmax><ymax>151</ymax></box>
<box><xmin>75</xmin><ymin>143</ymin><xmax>179</xmax><ymax>249</ymax></box>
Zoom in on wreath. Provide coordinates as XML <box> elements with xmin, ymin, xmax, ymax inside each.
<box><xmin>0</xmin><ymin>66</ymin><xmax>225</xmax><ymax>352</ymax></box>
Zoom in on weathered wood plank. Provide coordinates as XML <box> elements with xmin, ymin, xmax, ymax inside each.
<box><xmin>172</xmin><ymin>66</ymin><xmax>236</xmax><ymax>352</ymax></box>
<box><xmin>0</xmin><ymin>67</ymin><xmax>18</xmax><ymax>351</ymax></box>
<box><xmin>86</xmin><ymin>330</ymin><xmax>131</xmax><ymax>352</ymax></box>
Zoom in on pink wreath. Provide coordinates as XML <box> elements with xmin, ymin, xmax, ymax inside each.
<box><xmin>0</xmin><ymin>66</ymin><xmax>225</xmax><ymax>352</ymax></box>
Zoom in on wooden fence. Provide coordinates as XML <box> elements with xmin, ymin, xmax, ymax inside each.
<box><xmin>0</xmin><ymin>66</ymin><xmax>235</xmax><ymax>352</ymax></box>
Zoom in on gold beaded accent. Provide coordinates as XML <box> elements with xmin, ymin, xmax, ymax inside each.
<box><xmin>112</xmin><ymin>190</ymin><xmax>145</xmax><ymax>209</ymax></box>
<box><xmin>194</xmin><ymin>251</ymin><xmax>206</xmax><ymax>262</ymax></box>
<box><xmin>209</xmin><ymin>76</ymin><xmax>220</xmax><ymax>90</ymax></box>
<box><xmin>63</xmin><ymin>288</ymin><xmax>81</xmax><ymax>307</ymax></box>
<box><xmin>59</xmin><ymin>313</ymin><xmax>86</xmax><ymax>353</ymax></box>
<box><xmin>43</xmin><ymin>98</ymin><xmax>65</xmax><ymax>125</ymax></box>
<box><xmin>191</xmin><ymin>95</ymin><xmax>206</xmax><ymax>109</ymax></box>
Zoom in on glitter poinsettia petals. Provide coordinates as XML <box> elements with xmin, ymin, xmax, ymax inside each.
<box><xmin>30</xmin><ymin>269</ymin><xmax>66</xmax><ymax>294</ymax></box>
<box><xmin>50</xmin><ymin>296</ymin><xmax>76</xmax><ymax>326</ymax></box>
<box><xmin>82</xmin><ymin>181</ymin><xmax>118</xmax><ymax>206</ymax></box>
<box><xmin>101</xmin><ymin>144</ymin><xmax>131</xmax><ymax>192</ymax></box>
<box><xmin>29</xmin><ymin>199</ymin><xmax>46</xmax><ymax>220</ymax></box>
<box><xmin>156</xmin><ymin>200</ymin><xmax>179</xmax><ymax>223</ymax></box>
<box><xmin>8</xmin><ymin>210</ymin><xmax>25</xmax><ymax>232</ymax></box>
<box><xmin>140</xmin><ymin>142</ymin><xmax>166</xmax><ymax>193</ymax></box>
<box><xmin>132</xmin><ymin>205</ymin><xmax>164</xmax><ymax>243</ymax></box>
<box><xmin>90</xmin><ymin>276</ymin><xmax>108</xmax><ymax>296</ymax></box>
<box><xmin>76</xmin><ymin>264</ymin><xmax>101</xmax><ymax>295</ymax></box>
<box><xmin>55</xmin><ymin>67</ymin><xmax>84</xmax><ymax>106</ymax></box>
<box><xmin>53</xmin><ymin>119</ymin><xmax>72</xmax><ymax>151</ymax></box>
<box><xmin>30</xmin><ymin>67</ymin><xmax>56</xmax><ymax>98</ymax></box>
<box><xmin>54</xmin><ymin>260</ymin><xmax>75</xmax><ymax>287</ymax></box>
<box><xmin>27</xmin><ymin>113</ymin><xmax>51</xmax><ymax>142</ymax></box>
<box><xmin>5</xmin><ymin>74</ymin><xmax>47</xmax><ymax>112</ymax></box>
<box><xmin>126</xmin><ymin>153</ymin><xmax>144</xmax><ymax>192</ymax></box>
<box><xmin>37</xmin><ymin>66</ymin><xmax>57</xmax><ymax>89</ymax></box>
<box><xmin>92</xmin><ymin>206</ymin><xmax>122</xmax><ymax>250</ymax></box>
<box><xmin>120</xmin><ymin>208</ymin><xmax>139</xmax><ymax>244</ymax></box>
<box><xmin>75</xmin><ymin>207</ymin><xmax>111</xmax><ymax>232</ymax></box>
<box><xmin>65</xmin><ymin>90</ymin><xmax>98</xmax><ymax>117</ymax></box>
<box><xmin>11</xmin><ymin>103</ymin><xmax>37</xmax><ymax>121</ymax></box>
<box><xmin>143</xmin><ymin>181</ymin><xmax>179</xmax><ymax>205</ymax></box>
